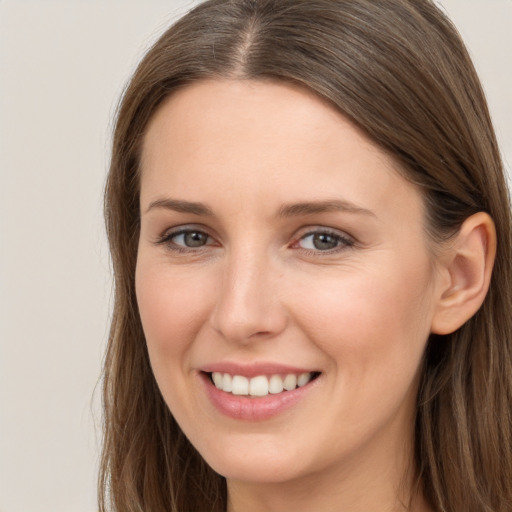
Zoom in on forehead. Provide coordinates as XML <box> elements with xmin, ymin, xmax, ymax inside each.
<box><xmin>139</xmin><ymin>79</ymin><xmax>423</xmax><ymax>223</ymax></box>
<box><xmin>142</xmin><ymin>78</ymin><xmax>380</xmax><ymax>168</ymax></box>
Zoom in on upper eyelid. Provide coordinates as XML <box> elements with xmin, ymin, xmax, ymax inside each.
<box><xmin>294</xmin><ymin>225</ymin><xmax>355</xmax><ymax>240</ymax></box>
<box><xmin>158</xmin><ymin>223</ymin><xmax>215</xmax><ymax>239</ymax></box>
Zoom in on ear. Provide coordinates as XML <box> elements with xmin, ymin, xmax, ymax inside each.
<box><xmin>431</xmin><ymin>212</ymin><xmax>496</xmax><ymax>335</ymax></box>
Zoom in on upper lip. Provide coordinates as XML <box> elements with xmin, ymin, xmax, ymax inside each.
<box><xmin>199</xmin><ymin>362</ymin><xmax>319</xmax><ymax>378</ymax></box>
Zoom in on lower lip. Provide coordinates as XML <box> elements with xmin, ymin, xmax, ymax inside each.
<box><xmin>199</xmin><ymin>372</ymin><xmax>319</xmax><ymax>421</ymax></box>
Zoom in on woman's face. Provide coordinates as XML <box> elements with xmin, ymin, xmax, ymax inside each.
<box><xmin>136</xmin><ymin>79</ymin><xmax>444</xmax><ymax>487</ymax></box>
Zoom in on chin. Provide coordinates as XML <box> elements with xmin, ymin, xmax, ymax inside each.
<box><xmin>210</xmin><ymin>459</ymin><xmax>301</xmax><ymax>484</ymax></box>
<box><xmin>196</xmin><ymin>437</ymin><xmax>309</xmax><ymax>484</ymax></box>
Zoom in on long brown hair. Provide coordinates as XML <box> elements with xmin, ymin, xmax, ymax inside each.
<box><xmin>100</xmin><ymin>1</ymin><xmax>512</xmax><ymax>510</ymax></box>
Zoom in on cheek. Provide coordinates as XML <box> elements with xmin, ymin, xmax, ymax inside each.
<box><xmin>286</xmin><ymin>263</ymin><xmax>433</xmax><ymax>447</ymax></box>
<box><xmin>288</xmin><ymin>257</ymin><xmax>435</xmax><ymax>376</ymax></box>
<box><xmin>135</xmin><ymin>259</ymin><xmax>218</xmax><ymax>422</ymax></box>
<box><xmin>135</xmin><ymin>259</ymin><xmax>214</xmax><ymax>361</ymax></box>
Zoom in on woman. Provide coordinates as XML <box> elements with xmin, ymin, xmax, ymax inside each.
<box><xmin>100</xmin><ymin>1</ymin><xmax>512</xmax><ymax>511</ymax></box>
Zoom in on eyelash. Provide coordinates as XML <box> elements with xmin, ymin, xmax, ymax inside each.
<box><xmin>155</xmin><ymin>227</ymin><xmax>216</xmax><ymax>253</ymax></box>
<box><xmin>155</xmin><ymin>226</ymin><xmax>355</xmax><ymax>254</ymax></box>
<box><xmin>293</xmin><ymin>228</ymin><xmax>355</xmax><ymax>254</ymax></box>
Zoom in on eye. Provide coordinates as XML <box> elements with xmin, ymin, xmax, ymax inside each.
<box><xmin>296</xmin><ymin>230</ymin><xmax>354</xmax><ymax>252</ymax></box>
<box><xmin>172</xmin><ymin>230</ymin><xmax>210</xmax><ymax>248</ymax></box>
<box><xmin>156</xmin><ymin>227</ymin><xmax>215</xmax><ymax>251</ymax></box>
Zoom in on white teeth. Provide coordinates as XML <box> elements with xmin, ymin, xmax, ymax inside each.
<box><xmin>249</xmin><ymin>376</ymin><xmax>269</xmax><ymax>396</ymax></box>
<box><xmin>297</xmin><ymin>372</ymin><xmax>312</xmax><ymax>387</ymax></box>
<box><xmin>212</xmin><ymin>372</ymin><xmax>223</xmax><ymax>388</ymax></box>
<box><xmin>268</xmin><ymin>375</ymin><xmax>284</xmax><ymax>394</ymax></box>
<box><xmin>222</xmin><ymin>373</ymin><xmax>232</xmax><ymax>392</ymax></box>
<box><xmin>231</xmin><ymin>375</ymin><xmax>249</xmax><ymax>395</ymax></box>
<box><xmin>283</xmin><ymin>374</ymin><xmax>297</xmax><ymax>391</ymax></box>
<box><xmin>211</xmin><ymin>371</ymin><xmax>316</xmax><ymax>396</ymax></box>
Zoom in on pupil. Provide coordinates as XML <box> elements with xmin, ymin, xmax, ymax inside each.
<box><xmin>185</xmin><ymin>232</ymin><xmax>207</xmax><ymax>247</ymax></box>
<box><xmin>313</xmin><ymin>233</ymin><xmax>338</xmax><ymax>250</ymax></box>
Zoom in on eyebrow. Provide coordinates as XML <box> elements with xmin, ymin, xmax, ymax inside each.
<box><xmin>144</xmin><ymin>197</ymin><xmax>375</xmax><ymax>218</ymax></box>
<box><xmin>277</xmin><ymin>200</ymin><xmax>375</xmax><ymax>218</ymax></box>
<box><xmin>145</xmin><ymin>198</ymin><xmax>214</xmax><ymax>216</ymax></box>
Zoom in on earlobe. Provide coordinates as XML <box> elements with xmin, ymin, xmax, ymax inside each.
<box><xmin>431</xmin><ymin>212</ymin><xmax>496</xmax><ymax>335</ymax></box>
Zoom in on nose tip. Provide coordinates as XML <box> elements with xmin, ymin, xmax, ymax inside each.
<box><xmin>209</xmin><ymin>260</ymin><xmax>287</xmax><ymax>344</ymax></box>
<box><xmin>211</xmin><ymin>314</ymin><xmax>278</xmax><ymax>343</ymax></box>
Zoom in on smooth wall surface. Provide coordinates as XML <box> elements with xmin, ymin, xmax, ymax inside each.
<box><xmin>0</xmin><ymin>1</ymin><xmax>510</xmax><ymax>511</ymax></box>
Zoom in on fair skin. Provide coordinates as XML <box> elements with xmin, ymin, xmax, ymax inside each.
<box><xmin>135</xmin><ymin>79</ymin><xmax>495</xmax><ymax>512</ymax></box>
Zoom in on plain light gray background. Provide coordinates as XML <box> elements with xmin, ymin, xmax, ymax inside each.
<box><xmin>0</xmin><ymin>1</ymin><xmax>510</xmax><ymax>511</ymax></box>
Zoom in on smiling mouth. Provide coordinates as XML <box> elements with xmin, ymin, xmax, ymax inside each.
<box><xmin>208</xmin><ymin>371</ymin><xmax>321</xmax><ymax>397</ymax></box>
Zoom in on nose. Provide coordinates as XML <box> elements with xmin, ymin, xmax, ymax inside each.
<box><xmin>209</xmin><ymin>248</ymin><xmax>288</xmax><ymax>344</ymax></box>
